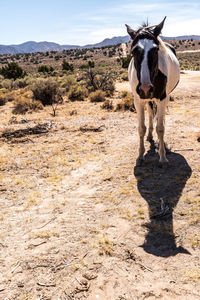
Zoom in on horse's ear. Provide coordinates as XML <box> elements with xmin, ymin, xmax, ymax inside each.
<box><xmin>154</xmin><ymin>16</ymin><xmax>166</xmax><ymax>37</ymax></box>
<box><xmin>125</xmin><ymin>24</ymin><xmax>136</xmax><ymax>40</ymax></box>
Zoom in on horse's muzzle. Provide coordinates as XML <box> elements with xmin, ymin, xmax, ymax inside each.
<box><xmin>138</xmin><ymin>83</ymin><xmax>154</xmax><ymax>99</ymax></box>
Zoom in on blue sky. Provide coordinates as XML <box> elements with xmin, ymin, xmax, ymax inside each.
<box><xmin>0</xmin><ymin>0</ymin><xmax>200</xmax><ymax>45</ymax></box>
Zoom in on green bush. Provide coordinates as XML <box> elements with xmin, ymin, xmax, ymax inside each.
<box><xmin>84</xmin><ymin>68</ymin><xmax>115</xmax><ymax>96</ymax></box>
<box><xmin>89</xmin><ymin>90</ymin><xmax>106</xmax><ymax>102</ymax></box>
<box><xmin>59</xmin><ymin>75</ymin><xmax>76</xmax><ymax>92</ymax></box>
<box><xmin>31</xmin><ymin>78</ymin><xmax>59</xmax><ymax>106</ymax></box>
<box><xmin>0</xmin><ymin>62</ymin><xmax>26</xmax><ymax>80</ymax></box>
<box><xmin>88</xmin><ymin>60</ymin><xmax>95</xmax><ymax>68</ymax></box>
<box><xmin>101</xmin><ymin>78</ymin><xmax>115</xmax><ymax>96</ymax></box>
<box><xmin>62</xmin><ymin>60</ymin><xmax>74</xmax><ymax>71</ymax></box>
<box><xmin>13</xmin><ymin>77</ymin><xmax>29</xmax><ymax>89</ymax></box>
<box><xmin>80</xmin><ymin>61</ymin><xmax>95</xmax><ymax>69</ymax></box>
<box><xmin>0</xmin><ymin>78</ymin><xmax>13</xmax><ymax>90</ymax></box>
<box><xmin>38</xmin><ymin>65</ymin><xmax>51</xmax><ymax>73</ymax></box>
<box><xmin>68</xmin><ymin>84</ymin><xmax>88</xmax><ymax>101</ymax></box>
<box><xmin>121</xmin><ymin>56</ymin><xmax>132</xmax><ymax>68</ymax></box>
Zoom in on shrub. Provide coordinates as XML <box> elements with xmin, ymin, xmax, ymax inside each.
<box><xmin>13</xmin><ymin>77</ymin><xmax>29</xmax><ymax>89</ymax></box>
<box><xmin>0</xmin><ymin>92</ymin><xmax>7</xmax><ymax>106</ymax></box>
<box><xmin>62</xmin><ymin>60</ymin><xmax>74</xmax><ymax>71</ymax></box>
<box><xmin>121</xmin><ymin>90</ymin><xmax>128</xmax><ymax>98</ymax></box>
<box><xmin>0</xmin><ymin>62</ymin><xmax>26</xmax><ymax>80</ymax></box>
<box><xmin>89</xmin><ymin>90</ymin><xmax>106</xmax><ymax>102</ymax></box>
<box><xmin>0</xmin><ymin>79</ymin><xmax>13</xmax><ymax>90</ymax></box>
<box><xmin>2</xmin><ymin>91</ymin><xmax>16</xmax><ymax>102</ymax></box>
<box><xmin>121</xmin><ymin>72</ymin><xmax>128</xmax><ymax>81</ymax></box>
<box><xmin>38</xmin><ymin>65</ymin><xmax>50</xmax><ymax>73</ymax></box>
<box><xmin>0</xmin><ymin>88</ymin><xmax>8</xmax><ymax>93</ymax></box>
<box><xmin>84</xmin><ymin>68</ymin><xmax>115</xmax><ymax>96</ymax></box>
<box><xmin>101</xmin><ymin>78</ymin><xmax>115</xmax><ymax>96</ymax></box>
<box><xmin>22</xmin><ymin>75</ymin><xmax>38</xmax><ymax>87</ymax></box>
<box><xmin>31</xmin><ymin>79</ymin><xmax>59</xmax><ymax>106</ymax></box>
<box><xmin>12</xmin><ymin>97</ymin><xmax>43</xmax><ymax>114</ymax></box>
<box><xmin>80</xmin><ymin>61</ymin><xmax>95</xmax><ymax>69</ymax></box>
<box><xmin>101</xmin><ymin>100</ymin><xmax>113</xmax><ymax>110</ymax></box>
<box><xmin>88</xmin><ymin>60</ymin><xmax>95</xmax><ymax>68</ymax></box>
<box><xmin>59</xmin><ymin>75</ymin><xmax>76</xmax><ymax>92</ymax></box>
<box><xmin>115</xmin><ymin>94</ymin><xmax>135</xmax><ymax>112</ymax></box>
<box><xmin>68</xmin><ymin>84</ymin><xmax>88</xmax><ymax>101</ymax></box>
<box><xmin>121</xmin><ymin>55</ymin><xmax>132</xmax><ymax>68</ymax></box>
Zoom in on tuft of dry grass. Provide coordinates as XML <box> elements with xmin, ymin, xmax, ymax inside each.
<box><xmin>31</xmin><ymin>230</ymin><xmax>60</xmax><ymax>239</ymax></box>
<box><xmin>68</xmin><ymin>84</ymin><xmax>88</xmax><ymax>101</ymax></box>
<box><xmin>98</xmin><ymin>237</ymin><xmax>114</xmax><ymax>256</ymax></box>
<box><xmin>188</xmin><ymin>234</ymin><xmax>200</xmax><ymax>249</ymax></box>
<box><xmin>183</xmin><ymin>268</ymin><xmax>200</xmax><ymax>282</ymax></box>
<box><xmin>115</xmin><ymin>93</ymin><xmax>136</xmax><ymax>112</ymax></box>
<box><xmin>89</xmin><ymin>89</ymin><xmax>106</xmax><ymax>102</ymax></box>
<box><xmin>101</xmin><ymin>99</ymin><xmax>113</xmax><ymax>110</ymax></box>
<box><xmin>12</xmin><ymin>97</ymin><xmax>43</xmax><ymax>114</ymax></box>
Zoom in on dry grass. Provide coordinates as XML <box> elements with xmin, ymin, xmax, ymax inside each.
<box><xmin>0</xmin><ymin>72</ymin><xmax>199</xmax><ymax>299</ymax></box>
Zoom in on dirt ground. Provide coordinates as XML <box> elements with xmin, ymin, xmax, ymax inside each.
<box><xmin>0</xmin><ymin>71</ymin><xmax>200</xmax><ymax>299</ymax></box>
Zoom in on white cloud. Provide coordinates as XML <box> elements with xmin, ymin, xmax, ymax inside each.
<box><xmin>163</xmin><ymin>18</ymin><xmax>200</xmax><ymax>36</ymax></box>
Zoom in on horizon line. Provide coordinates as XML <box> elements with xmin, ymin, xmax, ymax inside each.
<box><xmin>1</xmin><ymin>33</ymin><xmax>200</xmax><ymax>47</ymax></box>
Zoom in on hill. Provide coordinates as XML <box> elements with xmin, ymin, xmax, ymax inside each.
<box><xmin>0</xmin><ymin>35</ymin><xmax>200</xmax><ymax>54</ymax></box>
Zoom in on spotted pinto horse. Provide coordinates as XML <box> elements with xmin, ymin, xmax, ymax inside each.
<box><xmin>126</xmin><ymin>17</ymin><xmax>180</xmax><ymax>166</ymax></box>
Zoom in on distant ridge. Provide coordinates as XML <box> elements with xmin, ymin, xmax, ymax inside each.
<box><xmin>83</xmin><ymin>36</ymin><xmax>130</xmax><ymax>48</ymax></box>
<box><xmin>162</xmin><ymin>35</ymin><xmax>200</xmax><ymax>41</ymax></box>
<box><xmin>0</xmin><ymin>35</ymin><xmax>200</xmax><ymax>54</ymax></box>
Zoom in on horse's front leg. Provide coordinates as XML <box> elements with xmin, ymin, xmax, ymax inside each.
<box><xmin>156</xmin><ymin>98</ymin><xmax>168</xmax><ymax>164</ymax></box>
<box><xmin>147</xmin><ymin>102</ymin><xmax>154</xmax><ymax>141</ymax></box>
<box><xmin>135</xmin><ymin>99</ymin><xmax>146</xmax><ymax>166</ymax></box>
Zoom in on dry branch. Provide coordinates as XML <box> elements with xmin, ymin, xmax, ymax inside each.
<box><xmin>79</xmin><ymin>125</ymin><xmax>105</xmax><ymax>132</ymax></box>
<box><xmin>37</xmin><ymin>217</ymin><xmax>56</xmax><ymax>229</ymax></box>
<box><xmin>1</xmin><ymin>122</ymin><xmax>52</xmax><ymax>139</ymax></box>
<box><xmin>11</xmin><ymin>261</ymin><xmax>21</xmax><ymax>273</ymax></box>
<box><xmin>37</xmin><ymin>282</ymin><xmax>56</xmax><ymax>287</ymax></box>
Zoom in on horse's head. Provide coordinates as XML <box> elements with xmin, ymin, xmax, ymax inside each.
<box><xmin>126</xmin><ymin>17</ymin><xmax>166</xmax><ymax>99</ymax></box>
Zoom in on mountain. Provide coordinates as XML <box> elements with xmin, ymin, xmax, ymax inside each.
<box><xmin>162</xmin><ymin>35</ymin><xmax>200</xmax><ymax>41</ymax></box>
<box><xmin>0</xmin><ymin>41</ymin><xmax>80</xmax><ymax>55</ymax></box>
<box><xmin>11</xmin><ymin>41</ymin><xmax>62</xmax><ymax>53</ymax></box>
<box><xmin>83</xmin><ymin>35</ymin><xmax>130</xmax><ymax>48</ymax></box>
<box><xmin>0</xmin><ymin>35</ymin><xmax>200</xmax><ymax>55</ymax></box>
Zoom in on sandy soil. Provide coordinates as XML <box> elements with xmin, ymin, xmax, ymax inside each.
<box><xmin>0</xmin><ymin>71</ymin><xmax>200</xmax><ymax>299</ymax></box>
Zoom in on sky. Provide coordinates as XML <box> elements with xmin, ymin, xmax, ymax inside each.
<box><xmin>0</xmin><ymin>0</ymin><xmax>200</xmax><ymax>45</ymax></box>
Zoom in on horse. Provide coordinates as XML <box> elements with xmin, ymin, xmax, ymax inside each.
<box><xmin>126</xmin><ymin>17</ymin><xmax>180</xmax><ymax>166</ymax></box>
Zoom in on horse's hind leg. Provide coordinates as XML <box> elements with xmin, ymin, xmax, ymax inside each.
<box><xmin>156</xmin><ymin>98</ymin><xmax>168</xmax><ymax>164</ymax></box>
<box><xmin>147</xmin><ymin>102</ymin><xmax>154</xmax><ymax>141</ymax></box>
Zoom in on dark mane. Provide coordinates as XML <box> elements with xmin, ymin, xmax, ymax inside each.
<box><xmin>130</xmin><ymin>24</ymin><xmax>160</xmax><ymax>50</ymax></box>
<box><xmin>136</xmin><ymin>22</ymin><xmax>157</xmax><ymax>39</ymax></box>
<box><xmin>141</xmin><ymin>20</ymin><xmax>149</xmax><ymax>27</ymax></box>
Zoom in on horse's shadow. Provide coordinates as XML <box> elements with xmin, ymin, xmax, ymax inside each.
<box><xmin>134</xmin><ymin>141</ymin><xmax>192</xmax><ymax>257</ymax></box>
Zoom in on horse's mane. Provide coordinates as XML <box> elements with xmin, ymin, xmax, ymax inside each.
<box><xmin>134</xmin><ymin>22</ymin><xmax>167</xmax><ymax>52</ymax></box>
<box><xmin>136</xmin><ymin>22</ymin><xmax>157</xmax><ymax>39</ymax></box>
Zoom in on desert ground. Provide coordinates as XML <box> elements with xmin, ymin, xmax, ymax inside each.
<box><xmin>0</xmin><ymin>71</ymin><xmax>199</xmax><ymax>299</ymax></box>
